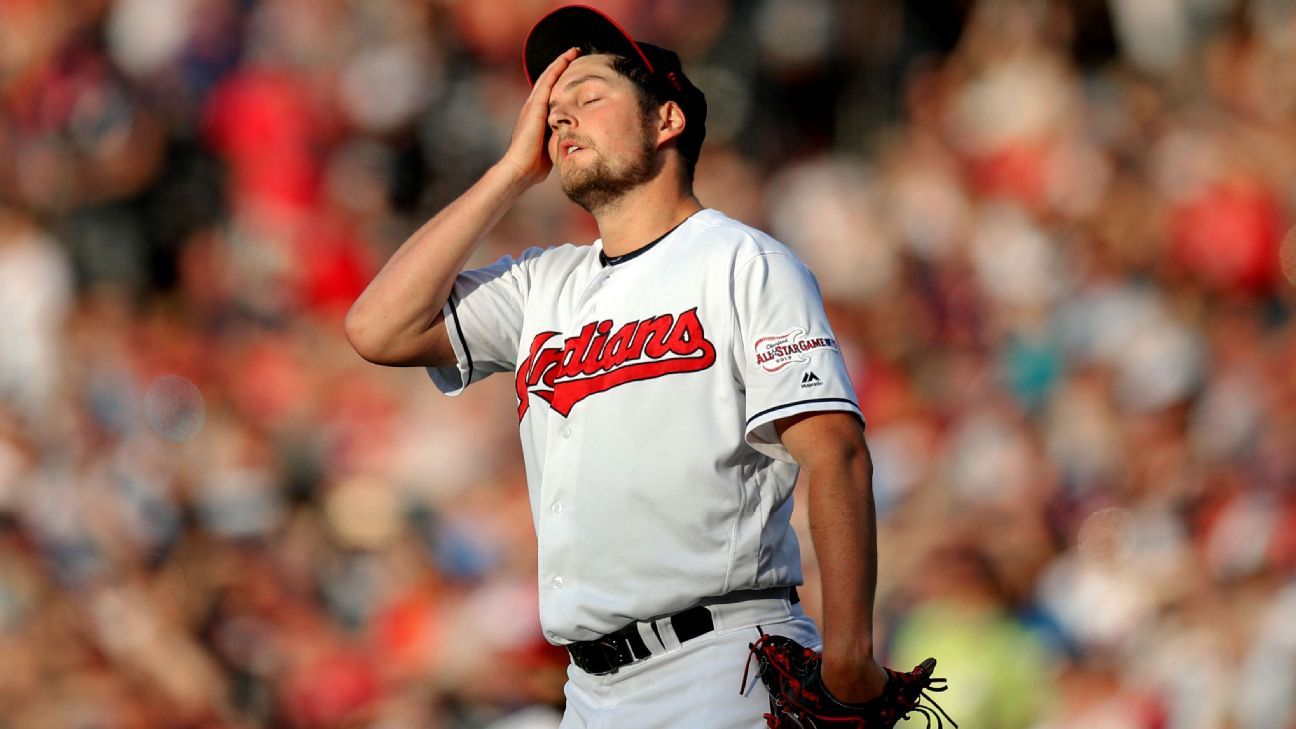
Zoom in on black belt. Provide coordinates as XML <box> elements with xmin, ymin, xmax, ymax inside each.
<box><xmin>566</xmin><ymin>587</ymin><xmax>799</xmax><ymax>675</ymax></box>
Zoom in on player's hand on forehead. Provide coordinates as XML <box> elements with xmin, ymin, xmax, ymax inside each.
<box><xmin>503</xmin><ymin>47</ymin><xmax>579</xmax><ymax>187</ymax></box>
<box><xmin>532</xmin><ymin>48</ymin><xmax>581</xmax><ymax>97</ymax></box>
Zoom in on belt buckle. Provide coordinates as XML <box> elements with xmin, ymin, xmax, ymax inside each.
<box><xmin>570</xmin><ymin>634</ymin><xmax>637</xmax><ymax>676</ymax></box>
<box><xmin>595</xmin><ymin>635</ymin><xmax>633</xmax><ymax>675</ymax></box>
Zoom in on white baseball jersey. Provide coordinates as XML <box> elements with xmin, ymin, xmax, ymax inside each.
<box><xmin>427</xmin><ymin>208</ymin><xmax>863</xmax><ymax>643</ymax></box>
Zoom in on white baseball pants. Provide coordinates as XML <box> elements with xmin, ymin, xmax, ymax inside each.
<box><xmin>558</xmin><ymin>595</ymin><xmax>821</xmax><ymax>729</ymax></box>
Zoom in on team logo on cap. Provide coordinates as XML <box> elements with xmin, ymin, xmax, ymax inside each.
<box><xmin>515</xmin><ymin>308</ymin><xmax>716</xmax><ymax>419</ymax></box>
<box><xmin>754</xmin><ymin>327</ymin><xmax>838</xmax><ymax>373</ymax></box>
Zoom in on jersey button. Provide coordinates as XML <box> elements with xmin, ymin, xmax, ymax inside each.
<box><xmin>552</xmin><ymin>576</ymin><xmax>564</xmax><ymax>589</ymax></box>
<box><xmin>560</xmin><ymin>426</ymin><xmax>572</xmax><ymax>439</ymax></box>
<box><xmin>552</xmin><ymin>502</ymin><xmax>563</xmax><ymax>514</ymax></box>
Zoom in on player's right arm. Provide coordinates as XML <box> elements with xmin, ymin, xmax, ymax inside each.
<box><xmin>344</xmin><ymin>48</ymin><xmax>579</xmax><ymax>367</ymax></box>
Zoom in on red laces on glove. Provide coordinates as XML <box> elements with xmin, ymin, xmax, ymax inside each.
<box><xmin>742</xmin><ymin>627</ymin><xmax>958</xmax><ymax>729</ymax></box>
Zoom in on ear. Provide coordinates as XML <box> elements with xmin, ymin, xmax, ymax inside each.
<box><xmin>655</xmin><ymin>100</ymin><xmax>687</xmax><ymax>148</ymax></box>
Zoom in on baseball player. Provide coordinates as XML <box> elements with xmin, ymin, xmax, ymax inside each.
<box><xmin>346</xmin><ymin>6</ymin><xmax>892</xmax><ymax>727</ymax></box>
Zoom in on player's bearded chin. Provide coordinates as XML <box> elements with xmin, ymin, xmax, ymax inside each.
<box><xmin>559</xmin><ymin>120</ymin><xmax>658</xmax><ymax>214</ymax></box>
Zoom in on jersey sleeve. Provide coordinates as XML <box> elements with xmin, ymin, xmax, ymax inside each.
<box><xmin>734</xmin><ymin>250</ymin><xmax>864</xmax><ymax>462</ymax></box>
<box><xmin>427</xmin><ymin>247</ymin><xmax>544</xmax><ymax>395</ymax></box>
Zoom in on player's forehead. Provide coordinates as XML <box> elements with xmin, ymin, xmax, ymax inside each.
<box><xmin>552</xmin><ymin>54</ymin><xmax>630</xmax><ymax>93</ymax></box>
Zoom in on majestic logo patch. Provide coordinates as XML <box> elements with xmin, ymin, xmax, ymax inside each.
<box><xmin>801</xmin><ymin>371</ymin><xmax>823</xmax><ymax>388</ymax></box>
<box><xmin>754</xmin><ymin>327</ymin><xmax>838</xmax><ymax>373</ymax></box>
<box><xmin>515</xmin><ymin>308</ymin><xmax>716</xmax><ymax>419</ymax></box>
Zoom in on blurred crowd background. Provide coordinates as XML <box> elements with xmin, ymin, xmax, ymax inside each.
<box><xmin>1</xmin><ymin>0</ymin><xmax>1295</xmax><ymax>727</ymax></box>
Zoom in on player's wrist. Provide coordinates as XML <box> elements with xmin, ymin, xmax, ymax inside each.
<box><xmin>488</xmin><ymin>157</ymin><xmax>531</xmax><ymax>184</ymax></box>
<box><xmin>819</xmin><ymin>654</ymin><xmax>889</xmax><ymax>705</ymax></box>
<box><xmin>485</xmin><ymin>159</ymin><xmax>544</xmax><ymax>195</ymax></box>
<box><xmin>820</xmin><ymin>646</ymin><xmax>874</xmax><ymax>673</ymax></box>
<box><xmin>820</xmin><ymin>626</ymin><xmax>876</xmax><ymax>663</ymax></box>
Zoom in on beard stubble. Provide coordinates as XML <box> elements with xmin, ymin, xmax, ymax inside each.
<box><xmin>559</xmin><ymin>120</ymin><xmax>659</xmax><ymax>214</ymax></box>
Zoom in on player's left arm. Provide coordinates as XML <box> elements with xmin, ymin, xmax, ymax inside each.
<box><xmin>776</xmin><ymin>411</ymin><xmax>891</xmax><ymax>704</ymax></box>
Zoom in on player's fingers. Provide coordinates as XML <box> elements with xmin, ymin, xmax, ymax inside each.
<box><xmin>518</xmin><ymin>49</ymin><xmax>576</xmax><ymax>133</ymax></box>
<box><xmin>517</xmin><ymin>48</ymin><xmax>577</xmax><ymax>140</ymax></box>
<box><xmin>504</xmin><ymin>48</ymin><xmax>578</xmax><ymax>182</ymax></box>
<box><xmin>527</xmin><ymin>47</ymin><xmax>579</xmax><ymax>104</ymax></box>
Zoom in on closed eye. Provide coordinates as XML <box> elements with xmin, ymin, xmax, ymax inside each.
<box><xmin>581</xmin><ymin>97</ymin><xmax>602</xmax><ymax>106</ymax></box>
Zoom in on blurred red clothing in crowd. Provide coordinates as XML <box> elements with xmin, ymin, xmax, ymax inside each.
<box><xmin>1169</xmin><ymin>178</ymin><xmax>1284</xmax><ymax>295</ymax></box>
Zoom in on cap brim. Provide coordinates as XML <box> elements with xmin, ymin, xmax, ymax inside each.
<box><xmin>523</xmin><ymin>5</ymin><xmax>654</xmax><ymax>84</ymax></box>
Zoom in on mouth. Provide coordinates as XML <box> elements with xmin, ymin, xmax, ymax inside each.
<box><xmin>559</xmin><ymin>139</ymin><xmax>589</xmax><ymax>160</ymax></box>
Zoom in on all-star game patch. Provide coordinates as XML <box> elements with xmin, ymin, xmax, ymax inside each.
<box><xmin>754</xmin><ymin>327</ymin><xmax>839</xmax><ymax>373</ymax></box>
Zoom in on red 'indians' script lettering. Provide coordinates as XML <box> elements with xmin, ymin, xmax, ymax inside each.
<box><xmin>514</xmin><ymin>308</ymin><xmax>716</xmax><ymax>418</ymax></box>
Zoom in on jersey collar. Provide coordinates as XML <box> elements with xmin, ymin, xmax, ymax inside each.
<box><xmin>597</xmin><ymin>212</ymin><xmax>697</xmax><ymax>267</ymax></box>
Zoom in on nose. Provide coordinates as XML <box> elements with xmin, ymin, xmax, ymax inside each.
<box><xmin>547</xmin><ymin>103</ymin><xmax>574</xmax><ymax>131</ymax></box>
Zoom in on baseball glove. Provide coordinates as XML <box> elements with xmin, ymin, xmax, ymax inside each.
<box><xmin>742</xmin><ymin>629</ymin><xmax>956</xmax><ymax>728</ymax></box>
